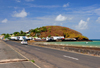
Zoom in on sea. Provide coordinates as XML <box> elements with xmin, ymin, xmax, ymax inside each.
<box><xmin>46</xmin><ymin>39</ymin><xmax>100</xmax><ymax>47</ymax></box>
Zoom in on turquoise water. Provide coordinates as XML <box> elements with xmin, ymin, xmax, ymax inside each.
<box><xmin>47</xmin><ymin>41</ymin><xmax>100</xmax><ymax>47</ymax></box>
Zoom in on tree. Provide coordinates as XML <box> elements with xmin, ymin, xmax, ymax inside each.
<box><xmin>4</xmin><ymin>34</ymin><xmax>10</xmax><ymax>38</ymax></box>
<box><xmin>29</xmin><ymin>29</ymin><xmax>35</xmax><ymax>32</ymax></box>
<box><xmin>1</xmin><ymin>33</ymin><xmax>6</xmax><ymax>35</ymax></box>
<box><xmin>42</xmin><ymin>27</ymin><xmax>47</xmax><ymax>32</ymax></box>
<box><xmin>48</xmin><ymin>34</ymin><xmax>51</xmax><ymax>37</ymax></box>
<box><xmin>13</xmin><ymin>32</ymin><xmax>19</xmax><ymax>36</ymax></box>
<box><xmin>66</xmin><ymin>33</ymin><xmax>70</xmax><ymax>38</ymax></box>
<box><xmin>20</xmin><ymin>30</ymin><xmax>24</xmax><ymax>34</ymax></box>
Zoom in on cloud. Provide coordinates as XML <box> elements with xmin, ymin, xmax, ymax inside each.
<box><xmin>75</xmin><ymin>18</ymin><xmax>90</xmax><ymax>30</ymax></box>
<box><xmin>0</xmin><ymin>16</ymin><xmax>57</xmax><ymax>34</ymax></box>
<box><xmin>63</xmin><ymin>2</ymin><xmax>69</xmax><ymax>7</ymax></box>
<box><xmin>25</xmin><ymin>0</ymin><xmax>34</xmax><ymax>2</ymax></box>
<box><xmin>87</xmin><ymin>17</ymin><xmax>90</xmax><ymax>21</ymax></box>
<box><xmin>14</xmin><ymin>7</ymin><xmax>18</xmax><ymax>9</ymax></box>
<box><xmin>27</xmin><ymin>4</ymin><xmax>60</xmax><ymax>8</ymax></box>
<box><xmin>95</xmin><ymin>8</ymin><xmax>100</xmax><ymax>16</ymax></box>
<box><xmin>16</xmin><ymin>0</ymin><xmax>21</xmax><ymax>2</ymax></box>
<box><xmin>12</xmin><ymin>9</ymin><xmax>27</xmax><ymax>18</ymax></box>
<box><xmin>55</xmin><ymin>14</ymin><xmax>67</xmax><ymax>21</ymax></box>
<box><xmin>96</xmin><ymin>17</ymin><xmax>100</xmax><ymax>23</ymax></box>
<box><xmin>67</xmin><ymin>17</ymin><xmax>73</xmax><ymax>20</ymax></box>
<box><xmin>1</xmin><ymin>18</ymin><xmax>8</xmax><ymax>23</ymax></box>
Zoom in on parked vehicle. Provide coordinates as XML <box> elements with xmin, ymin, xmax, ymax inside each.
<box><xmin>25</xmin><ymin>37</ymin><xmax>33</xmax><ymax>41</ymax></box>
<box><xmin>46</xmin><ymin>36</ymin><xmax>64</xmax><ymax>41</ymax></box>
<box><xmin>34</xmin><ymin>38</ymin><xmax>42</xmax><ymax>41</ymax></box>
<box><xmin>10</xmin><ymin>36</ymin><xmax>19</xmax><ymax>40</ymax></box>
<box><xmin>19</xmin><ymin>36</ymin><xmax>24</xmax><ymax>41</ymax></box>
<box><xmin>21</xmin><ymin>40</ymin><xmax>28</xmax><ymax>45</ymax></box>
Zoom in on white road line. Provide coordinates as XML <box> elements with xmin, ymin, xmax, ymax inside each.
<box><xmin>35</xmin><ymin>48</ymin><xmax>40</xmax><ymax>50</ymax></box>
<box><xmin>63</xmin><ymin>55</ymin><xmax>79</xmax><ymax>60</ymax></box>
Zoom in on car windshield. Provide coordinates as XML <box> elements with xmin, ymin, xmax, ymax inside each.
<box><xmin>22</xmin><ymin>41</ymin><xmax>27</xmax><ymax>42</ymax></box>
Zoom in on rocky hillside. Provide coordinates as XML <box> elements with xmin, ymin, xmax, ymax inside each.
<box><xmin>29</xmin><ymin>26</ymin><xmax>89</xmax><ymax>41</ymax></box>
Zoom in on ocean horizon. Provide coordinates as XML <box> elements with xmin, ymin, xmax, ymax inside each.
<box><xmin>89</xmin><ymin>39</ymin><xmax>100</xmax><ymax>41</ymax></box>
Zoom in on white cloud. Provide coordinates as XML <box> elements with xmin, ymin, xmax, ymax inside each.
<box><xmin>31</xmin><ymin>5</ymin><xmax>60</xmax><ymax>8</ymax></box>
<box><xmin>67</xmin><ymin>17</ymin><xmax>73</xmax><ymax>20</ymax></box>
<box><xmin>14</xmin><ymin>7</ymin><xmax>18</xmax><ymax>9</ymax></box>
<box><xmin>95</xmin><ymin>8</ymin><xmax>100</xmax><ymax>16</ymax></box>
<box><xmin>16</xmin><ymin>0</ymin><xmax>21</xmax><ymax>2</ymax></box>
<box><xmin>25</xmin><ymin>0</ymin><xmax>34</xmax><ymax>2</ymax></box>
<box><xmin>13</xmin><ymin>9</ymin><xmax>27</xmax><ymax>18</ymax></box>
<box><xmin>96</xmin><ymin>17</ymin><xmax>100</xmax><ymax>23</ymax></box>
<box><xmin>27</xmin><ymin>4</ymin><xmax>60</xmax><ymax>8</ymax></box>
<box><xmin>2</xmin><ymin>18</ymin><xmax>8</xmax><ymax>23</ymax></box>
<box><xmin>63</xmin><ymin>2</ymin><xmax>69</xmax><ymax>7</ymax></box>
<box><xmin>75</xmin><ymin>18</ymin><xmax>90</xmax><ymax>30</ymax></box>
<box><xmin>87</xmin><ymin>17</ymin><xmax>90</xmax><ymax>21</ymax></box>
<box><xmin>55</xmin><ymin>14</ymin><xmax>67</xmax><ymax>21</ymax></box>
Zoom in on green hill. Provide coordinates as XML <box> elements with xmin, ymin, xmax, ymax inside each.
<box><xmin>29</xmin><ymin>26</ymin><xmax>89</xmax><ymax>41</ymax></box>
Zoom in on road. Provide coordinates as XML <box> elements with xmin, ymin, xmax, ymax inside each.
<box><xmin>0</xmin><ymin>40</ymin><xmax>38</xmax><ymax>68</ymax></box>
<box><xmin>5</xmin><ymin>41</ymin><xmax>100</xmax><ymax>68</ymax></box>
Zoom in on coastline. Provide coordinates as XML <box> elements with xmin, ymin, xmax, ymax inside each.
<box><xmin>27</xmin><ymin>41</ymin><xmax>100</xmax><ymax>56</ymax></box>
<box><xmin>33</xmin><ymin>42</ymin><xmax>100</xmax><ymax>51</ymax></box>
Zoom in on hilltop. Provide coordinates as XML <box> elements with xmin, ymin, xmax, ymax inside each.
<box><xmin>29</xmin><ymin>26</ymin><xmax>89</xmax><ymax>41</ymax></box>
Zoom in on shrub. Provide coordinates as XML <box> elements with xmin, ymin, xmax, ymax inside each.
<box><xmin>42</xmin><ymin>27</ymin><xmax>47</xmax><ymax>32</ymax></box>
<box><xmin>48</xmin><ymin>27</ymin><xmax>51</xmax><ymax>31</ymax></box>
<box><xmin>48</xmin><ymin>34</ymin><xmax>51</xmax><ymax>37</ymax></box>
<box><xmin>66</xmin><ymin>33</ymin><xmax>70</xmax><ymax>38</ymax></box>
<box><xmin>56</xmin><ymin>34</ymin><xmax>59</xmax><ymax>36</ymax></box>
<box><xmin>63</xmin><ymin>28</ymin><xmax>67</xmax><ymax>30</ymax></box>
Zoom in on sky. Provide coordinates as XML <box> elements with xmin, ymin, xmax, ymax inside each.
<box><xmin>0</xmin><ymin>0</ymin><xmax>100</xmax><ymax>39</ymax></box>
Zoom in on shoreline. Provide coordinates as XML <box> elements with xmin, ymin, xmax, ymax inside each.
<box><xmin>34</xmin><ymin>41</ymin><xmax>100</xmax><ymax>48</ymax></box>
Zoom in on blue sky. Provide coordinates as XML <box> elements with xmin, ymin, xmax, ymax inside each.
<box><xmin>0</xmin><ymin>0</ymin><xmax>100</xmax><ymax>39</ymax></box>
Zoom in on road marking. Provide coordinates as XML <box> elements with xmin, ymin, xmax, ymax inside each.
<box><xmin>63</xmin><ymin>55</ymin><xmax>79</xmax><ymax>60</ymax></box>
<box><xmin>0</xmin><ymin>59</ymin><xmax>28</xmax><ymax>63</ymax></box>
<box><xmin>35</xmin><ymin>48</ymin><xmax>40</xmax><ymax>50</ymax></box>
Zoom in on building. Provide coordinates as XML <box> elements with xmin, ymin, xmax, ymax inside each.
<box><xmin>0</xmin><ymin>35</ymin><xmax>4</xmax><ymax>40</ymax></box>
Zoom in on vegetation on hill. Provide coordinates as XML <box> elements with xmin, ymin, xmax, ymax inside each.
<box><xmin>29</xmin><ymin>26</ymin><xmax>89</xmax><ymax>41</ymax></box>
<box><xmin>1</xmin><ymin>26</ymin><xmax>89</xmax><ymax>41</ymax></box>
<box><xmin>13</xmin><ymin>30</ymin><xmax>26</xmax><ymax>36</ymax></box>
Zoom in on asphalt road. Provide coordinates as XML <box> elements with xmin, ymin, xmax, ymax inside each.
<box><xmin>0</xmin><ymin>40</ymin><xmax>38</xmax><ymax>68</ymax></box>
<box><xmin>5</xmin><ymin>41</ymin><xmax>100</xmax><ymax>68</ymax></box>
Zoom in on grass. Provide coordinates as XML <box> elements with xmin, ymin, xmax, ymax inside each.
<box><xmin>30</xmin><ymin>60</ymin><xmax>35</xmax><ymax>63</ymax></box>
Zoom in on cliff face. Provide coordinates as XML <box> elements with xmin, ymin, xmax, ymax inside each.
<box><xmin>29</xmin><ymin>26</ymin><xmax>89</xmax><ymax>40</ymax></box>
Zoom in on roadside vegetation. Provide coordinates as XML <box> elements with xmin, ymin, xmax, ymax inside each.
<box><xmin>29</xmin><ymin>60</ymin><xmax>35</xmax><ymax>63</ymax></box>
<box><xmin>1</xmin><ymin>30</ymin><xmax>26</xmax><ymax>39</ymax></box>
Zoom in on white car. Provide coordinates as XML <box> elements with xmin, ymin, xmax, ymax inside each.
<box><xmin>21</xmin><ymin>41</ymin><xmax>28</xmax><ymax>45</ymax></box>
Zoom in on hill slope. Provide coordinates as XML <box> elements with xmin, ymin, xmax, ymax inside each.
<box><xmin>29</xmin><ymin>26</ymin><xmax>89</xmax><ymax>40</ymax></box>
